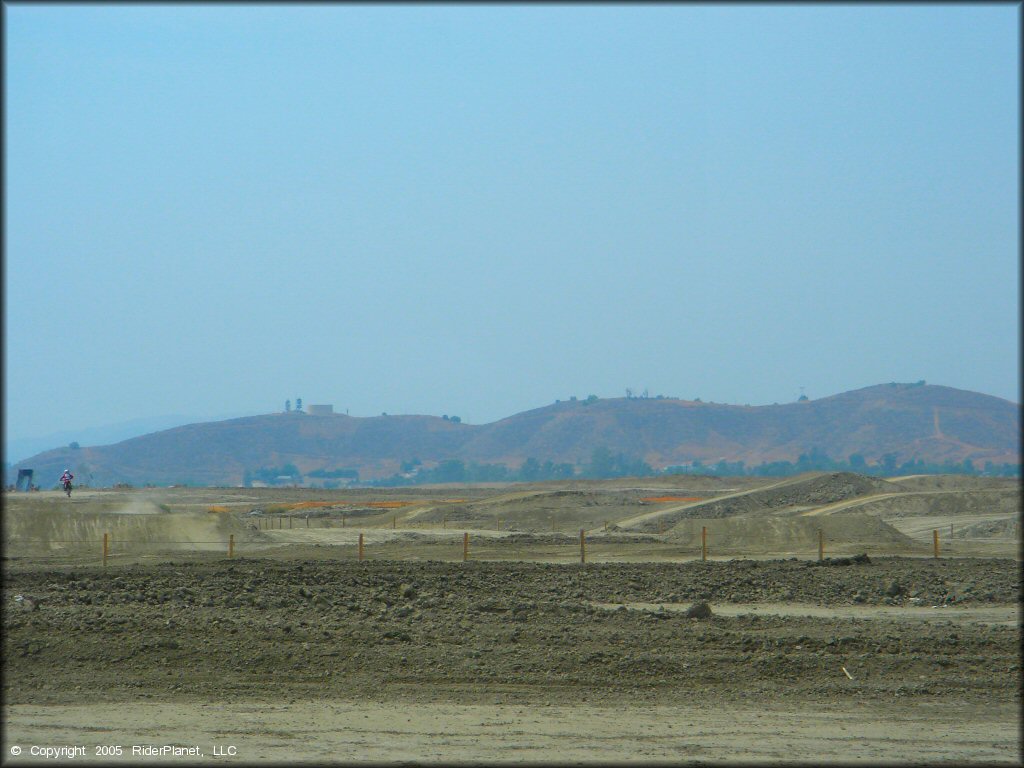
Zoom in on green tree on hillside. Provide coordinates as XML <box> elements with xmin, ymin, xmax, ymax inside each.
<box><xmin>584</xmin><ymin>446</ymin><xmax>653</xmax><ymax>478</ymax></box>
<box><xmin>586</xmin><ymin>447</ymin><xmax>615</xmax><ymax>477</ymax></box>
<box><xmin>433</xmin><ymin>459</ymin><xmax>466</xmax><ymax>483</ymax></box>
<box><xmin>244</xmin><ymin>464</ymin><xmax>304</xmax><ymax>486</ymax></box>
<box><xmin>542</xmin><ymin>460</ymin><xmax>575</xmax><ymax>479</ymax></box>
<box><xmin>879</xmin><ymin>453</ymin><xmax>898</xmax><ymax>475</ymax></box>
<box><xmin>519</xmin><ymin>457</ymin><xmax>541</xmax><ymax>481</ymax></box>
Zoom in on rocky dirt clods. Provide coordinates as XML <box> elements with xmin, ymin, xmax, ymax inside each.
<box><xmin>3</xmin><ymin>557</ymin><xmax>1018</xmax><ymax>709</ymax></box>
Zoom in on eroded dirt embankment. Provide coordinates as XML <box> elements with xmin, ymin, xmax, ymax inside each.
<box><xmin>665</xmin><ymin>512</ymin><xmax>920</xmax><ymax>552</ymax></box>
<box><xmin>2</xmin><ymin>504</ymin><xmax>263</xmax><ymax>556</ymax></box>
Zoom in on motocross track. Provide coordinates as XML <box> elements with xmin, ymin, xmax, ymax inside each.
<box><xmin>2</xmin><ymin>474</ymin><xmax>1021</xmax><ymax>764</ymax></box>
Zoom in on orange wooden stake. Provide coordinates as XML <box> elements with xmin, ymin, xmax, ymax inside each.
<box><xmin>933</xmin><ymin>529</ymin><xmax>940</xmax><ymax>559</ymax></box>
<box><xmin>580</xmin><ymin>529</ymin><xmax>586</xmax><ymax>563</ymax></box>
<box><xmin>701</xmin><ymin>526</ymin><xmax>707</xmax><ymax>562</ymax></box>
<box><xmin>103</xmin><ymin>532</ymin><xmax>109</xmax><ymax>567</ymax></box>
<box><xmin>358</xmin><ymin>533</ymin><xmax>364</xmax><ymax>561</ymax></box>
<box><xmin>228</xmin><ymin>534</ymin><xmax>234</xmax><ymax>558</ymax></box>
<box><xmin>463</xmin><ymin>532</ymin><xmax>469</xmax><ymax>562</ymax></box>
<box><xmin>818</xmin><ymin>529</ymin><xmax>824</xmax><ymax>561</ymax></box>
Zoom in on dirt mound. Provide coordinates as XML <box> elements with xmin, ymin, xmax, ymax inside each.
<box><xmin>830</xmin><ymin>489</ymin><xmax>1020</xmax><ymax>520</ymax></box>
<box><xmin>620</xmin><ymin>473</ymin><xmax>897</xmax><ymax>532</ymax></box>
<box><xmin>3</xmin><ymin>507</ymin><xmax>258</xmax><ymax>556</ymax></box>
<box><xmin>683</xmin><ymin>601</ymin><xmax>712</xmax><ymax>618</ymax></box>
<box><xmin>414</xmin><ymin>490</ymin><xmax>656</xmax><ymax>532</ymax></box>
<box><xmin>665</xmin><ymin>512</ymin><xmax>920</xmax><ymax>555</ymax></box>
<box><xmin>807</xmin><ymin>553</ymin><xmax>872</xmax><ymax>566</ymax></box>
<box><xmin>713</xmin><ymin>472</ymin><xmax>898</xmax><ymax>515</ymax></box>
<box><xmin>958</xmin><ymin>518</ymin><xmax>1019</xmax><ymax>540</ymax></box>
<box><xmin>889</xmin><ymin>475</ymin><xmax>1021</xmax><ymax>492</ymax></box>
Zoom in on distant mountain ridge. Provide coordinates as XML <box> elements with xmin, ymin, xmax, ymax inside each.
<box><xmin>7</xmin><ymin>383</ymin><xmax>1020</xmax><ymax>486</ymax></box>
<box><xmin>4</xmin><ymin>411</ymin><xmax>260</xmax><ymax>465</ymax></box>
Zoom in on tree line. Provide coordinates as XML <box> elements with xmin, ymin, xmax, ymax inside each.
<box><xmin>367</xmin><ymin>457</ymin><xmax>576</xmax><ymax>486</ymax></box>
<box><xmin>664</xmin><ymin>448</ymin><xmax>1020</xmax><ymax>478</ymax></box>
<box><xmin>244</xmin><ymin>448</ymin><xmax>1020</xmax><ymax>489</ymax></box>
<box><xmin>369</xmin><ymin>447</ymin><xmax>1019</xmax><ymax>485</ymax></box>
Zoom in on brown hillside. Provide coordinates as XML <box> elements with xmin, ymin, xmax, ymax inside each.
<box><xmin>9</xmin><ymin>383</ymin><xmax>1019</xmax><ymax>486</ymax></box>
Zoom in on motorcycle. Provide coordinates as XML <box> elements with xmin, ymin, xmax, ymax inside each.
<box><xmin>63</xmin><ymin>479</ymin><xmax>72</xmax><ymax>498</ymax></box>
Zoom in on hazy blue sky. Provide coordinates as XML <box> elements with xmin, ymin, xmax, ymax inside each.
<box><xmin>4</xmin><ymin>4</ymin><xmax>1019</xmax><ymax>454</ymax></box>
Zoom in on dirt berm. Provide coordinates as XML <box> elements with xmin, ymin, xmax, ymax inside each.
<box><xmin>666</xmin><ymin>512</ymin><xmax>921</xmax><ymax>555</ymax></box>
<box><xmin>687</xmin><ymin>472</ymin><xmax>897</xmax><ymax>517</ymax></box>
<box><xmin>889</xmin><ymin>475</ymin><xmax>1021</xmax><ymax>492</ymax></box>
<box><xmin>414</xmin><ymin>489</ymin><xmax>679</xmax><ymax>531</ymax></box>
<box><xmin>836</xmin><ymin>488</ymin><xmax>1021</xmax><ymax>519</ymax></box>
<box><xmin>622</xmin><ymin>472</ymin><xmax>898</xmax><ymax>532</ymax></box>
<box><xmin>2</xmin><ymin>505</ymin><xmax>261</xmax><ymax>555</ymax></box>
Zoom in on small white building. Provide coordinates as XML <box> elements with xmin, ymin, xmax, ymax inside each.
<box><xmin>306</xmin><ymin>404</ymin><xmax>334</xmax><ymax>416</ymax></box>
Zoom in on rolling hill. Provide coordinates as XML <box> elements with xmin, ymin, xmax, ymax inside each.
<box><xmin>8</xmin><ymin>383</ymin><xmax>1020</xmax><ymax>487</ymax></box>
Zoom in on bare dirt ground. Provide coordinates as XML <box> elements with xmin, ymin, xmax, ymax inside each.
<box><xmin>2</xmin><ymin>474</ymin><xmax>1021</xmax><ymax>764</ymax></box>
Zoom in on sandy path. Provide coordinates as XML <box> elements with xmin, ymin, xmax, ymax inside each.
<box><xmin>887</xmin><ymin>513</ymin><xmax>1017</xmax><ymax>539</ymax></box>
<box><xmin>614</xmin><ymin>477</ymin><xmax>798</xmax><ymax>529</ymax></box>
<box><xmin>801</xmin><ymin>489</ymin><xmax>1016</xmax><ymax>517</ymax></box>
<box><xmin>800</xmin><ymin>491</ymin><xmax>907</xmax><ymax>516</ymax></box>
<box><xmin>3</xmin><ymin>699</ymin><xmax>1019</xmax><ymax>764</ymax></box>
<box><xmin>591</xmin><ymin>601</ymin><xmax>1021</xmax><ymax>626</ymax></box>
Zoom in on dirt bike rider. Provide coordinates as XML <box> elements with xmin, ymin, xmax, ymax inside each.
<box><xmin>60</xmin><ymin>469</ymin><xmax>74</xmax><ymax>491</ymax></box>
